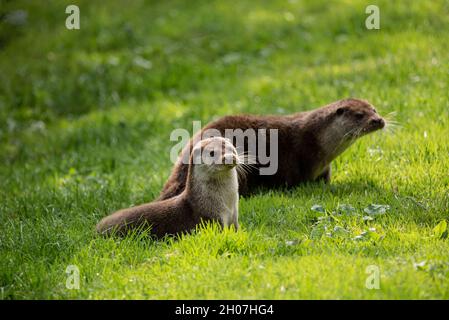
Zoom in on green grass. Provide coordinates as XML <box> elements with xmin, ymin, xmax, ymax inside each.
<box><xmin>1</xmin><ymin>0</ymin><xmax>449</xmax><ymax>299</ymax></box>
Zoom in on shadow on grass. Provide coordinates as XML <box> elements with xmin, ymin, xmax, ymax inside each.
<box><xmin>245</xmin><ymin>178</ymin><xmax>388</xmax><ymax>200</ymax></box>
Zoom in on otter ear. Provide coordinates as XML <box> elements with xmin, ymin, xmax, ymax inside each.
<box><xmin>336</xmin><ymin>107</ymin><xmax>346</xmax><ymax>115</ymax></box>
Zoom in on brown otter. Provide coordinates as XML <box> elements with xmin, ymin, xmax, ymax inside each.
<box><xmin>96</xmin><ymin>137</ymin><xmax>240</xmax><ymax>238</ymax></box>
<box><xmin>159</xmin><ymin>98</ymin><xmax>385</xmax><ymax>200</ymax></box>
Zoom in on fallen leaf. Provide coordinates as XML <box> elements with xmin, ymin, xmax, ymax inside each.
<box><xmin>364</xmin><ymin>204</ymin><xmax>390</xmax><ymax>216</ymax></box>
<box><xmin>311</xmin><ymin>204</ymin><xmax>325</xmax><ymax>213</ymax></box>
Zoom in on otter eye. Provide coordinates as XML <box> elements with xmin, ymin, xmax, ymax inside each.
<box><xmin>373</xmin><ymin>109</ymin><xmax>377</xmax><ymax>114</ymax></box>
<box><xmin>355</xmin><ymin>113</ymin><xmax>364</xmax><ymax>119</ymax></box>
<box><xmin>336</xmin><ymin>108</ymin><xmax>345</xmax><ymax>115</ymax></box>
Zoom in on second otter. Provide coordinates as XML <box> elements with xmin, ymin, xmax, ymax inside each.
<box><xmin>159</xmin><ymin>98</ymin><xmax>386</xmax><ymax>199</ymax></box>
<box><xmin>96</xmin><ymin>137</ymin><xmax>240</xmax><ymax>238</ymax></box>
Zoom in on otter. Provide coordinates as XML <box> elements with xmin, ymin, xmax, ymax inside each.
<box><xmin>96</xmin><ymin>137</ymin><xmax>240</xmax><ymax>238</ymax></box>
<box><xmin>159</xmin><ymin>98</ymin><xmax>385</xmax><ymax>200</ymax></box>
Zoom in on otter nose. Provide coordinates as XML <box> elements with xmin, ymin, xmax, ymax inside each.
<box><xmin>370</xmin><ymin>118</ymin><xmax>385</xmax><ymax>128</ymax></box>
<box><xmin>223</xmin><ymin>154</ymin><xmax>237</xmax><ymax>166</ymax></box>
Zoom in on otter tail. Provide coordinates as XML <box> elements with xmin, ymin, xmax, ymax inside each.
<box><xmin>96</xmin><ymin>208</ymin><xmax>143</xmax><ymax>236</ymax></box>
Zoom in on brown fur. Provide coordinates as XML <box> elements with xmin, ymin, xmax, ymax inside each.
<box><xmin>158</xmin><ymin>98</ymin><xmax>385</xmax><ymax>200</ymax></box>
<box><xmin>96</xmin><ymin>137</ymin><xmax>239</xmax><ymax>238</ymax></box>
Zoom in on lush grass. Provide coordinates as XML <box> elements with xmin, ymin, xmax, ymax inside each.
<box><xmin>1</xmin><ymin>0</ymin><xmax>448</xmax><ymax>299</ymax></box>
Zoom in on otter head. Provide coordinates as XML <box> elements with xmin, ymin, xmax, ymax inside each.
<box><xmin>334</xmin><ymin>98</ymin><xmax>385</xmax><ymax>137</ymax></box>
<box><xmin>319</xmin><ymin>98</ymin><xmax>385</xmax><ymax>159</ymax></box>
<box><xmin>190</xmin><ymin>137</ymin><xmax>239</xmax><ymax>180</ymax></box>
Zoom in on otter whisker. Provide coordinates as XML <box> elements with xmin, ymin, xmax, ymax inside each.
<box><xmin>385</xmin><ymin>122</ymin><xmax>402</xmax><ymax>128</ymax></box>
<box><xmin>235</xmin><ymin>148</ymin><xmax>258</xmax><ymax>159</ymax></box>
<box><xmin>238</xmin><ymin>153</ymin><xmax>257</xmax><ymax>165</ymax></box>
<box><xmin>236</xmin><ymin>164</ymin><xmax>249</xmax><ymax>177</ymax></box>
<box><xmin>239</xmin><ymin>159</ymin><xmax>258</xmax><ymax>167</ymax></box>
<box><xmin>237</xmin><ymin>151</ymin><xmax>257</xmax><ymax>158</ymax></box>
<box><xmin>383</xmin><ymin>111</ymin><xmax>398</xmax><ymax>118</ymax></box>
<box><xmin>238</xmin><ymin>163</ymin><xmax>256</xmax><ymax>174</ymax></box>
<box><xmin>342</xmin><ymin>127</ymin><xmax>358</xmax><ymax>140</ymax></box>
<box><xmin>383</xmin><ymin>124</ymin><xmax>401</xmax><ymax>135</ymax></box>
<box><xmin>384</xmin><ymin>120</ymin><xmax>403</xmax><ymax>132</ymax></box>
<box><xmin>238</xmin><ymin>164</ymin><xmax>254</xmax><ymax>177</ymax></box>
<box><xmin>236</xmin><ymin>149</ymin><xmax>253</xmax><ymax>155</ymax></box>
<box><xmin>238</xmin><ymin>158</ymin><xmax>258</xmax><ymax>168</ymax></box>
<box><xmin>383</xmin><ymin>112</ymin><xmax>399</xmax><ymax>123</ymax></box>
<box><xmin>383</xmin><ymin>118</ymin><xmax>400</xmax><ymax>124</ymax></box>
